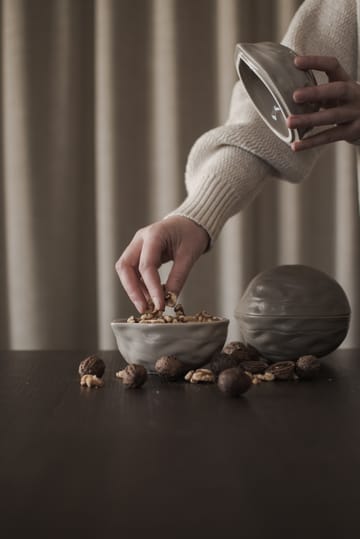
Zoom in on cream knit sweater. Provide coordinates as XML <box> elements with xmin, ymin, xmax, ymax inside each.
<box><xmin>168</xmin><ymin>0</ymin><xmax>359</xmax><ymax>243</ymax></box>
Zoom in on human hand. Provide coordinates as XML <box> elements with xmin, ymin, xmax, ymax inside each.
<box><xmin>115</xmin><ymin>216</ymin><xmax>210</xmax><ymax>313</ymax></box>
<box><xmin>286</xmin><ymin>55</ymin><xmax>360</xmax><ymax>151</ymax></box>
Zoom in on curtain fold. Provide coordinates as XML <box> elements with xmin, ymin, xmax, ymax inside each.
<box><xmin>0</xmin><ymin>0</ymin><xmax>359</xmax><ymax>350</ymax></box>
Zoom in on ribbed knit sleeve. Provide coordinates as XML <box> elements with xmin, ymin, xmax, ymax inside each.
<box><xmin>167</xmin><ymin>0</ymin><xmax>358</xmax><ymax>243</ymax></box>
<box><xmin>167</xmin><ymin>144</ymin><xmax>269</xmax><ymax>241</ymax></box>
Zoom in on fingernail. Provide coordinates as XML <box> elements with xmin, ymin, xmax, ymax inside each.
<box><xmin>135</xmin><ymin>301</ymin><xmax>144</xmax><ymax>313</ymax></box>
<box><xmin>152</xmin><ymin>297</ymin><xmax>161</xmax><ymax>311</ymax></box>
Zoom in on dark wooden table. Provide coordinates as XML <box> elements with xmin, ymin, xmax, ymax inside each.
<box><xmin>0</xmin><ymin>349</ymin><xmax>359</xmax><ymax>538</ymax></box>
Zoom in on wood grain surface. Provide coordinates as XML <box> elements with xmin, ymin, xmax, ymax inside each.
<box><xmin>0</xmin><ymin>349</ymin><xmax>359</xmax><ymax>538</ymax></box>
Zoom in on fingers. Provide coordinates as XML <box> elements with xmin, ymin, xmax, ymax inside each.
<box><xmin>294</xmin><ymin>55</ymin><xmax>351</xmax><ymax>82</ymax></box>
<box><xmin>288</xmin><ymin>55</ymin><xmax>360</xmax><ymax>151</ymax></box>
<box><xmin>287</xmin><ymin>105</ymin><xmax>355</xmax><ymax>130</ymax></box>
<box><xmin>116</xmin><ymin>217</ymin><xmax>210</xmax><ymax>313</ymax></box>
<box><xmin>115</xmin><ymin>235</ymin><xmax>149</xmax><ymax>313</ymax></box>
<box><xmin>117</xmin><ymin>228</ymin><xmax>167</xmax><ymax>313</ymax></box>
<box><xmin>138</xmin><ymin>232</ymin><xmax>166</xmax><ymax>311</ymax></box>
<box><xmin>166</xmin><ymin>219</ymin><xmax>209</xmax><ymax>294</ymax></box>
<box><xmin>291</xmin><ymin>124</ymin><xmax>352</xmax><ymax>152</ymax></box>
<box><xmin>165</xmin><ymin>248</ymin><xmax>196</xmax><ymax>297</ymax></box>
<box><xmin>293</xmin><ymin>81</ymin><xmax>358</xmax><ymax>105</ymax></box>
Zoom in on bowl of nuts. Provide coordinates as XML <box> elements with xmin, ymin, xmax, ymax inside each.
<box><xmin>111</xmin><ymin>291</ymin><xmax>229</xmax><ymax>373</ymax></box>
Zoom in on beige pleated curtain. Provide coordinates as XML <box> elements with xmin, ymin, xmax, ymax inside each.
<box><xmin>0</xmin><ymin>0</ymin><xmax>359</xmax><ymax>351</ymax></box>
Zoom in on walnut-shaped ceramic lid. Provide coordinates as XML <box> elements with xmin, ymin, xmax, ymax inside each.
<box><xmin>234</xmin><ymin>42</ymin><xmax>319</xmax><ymax>144</ymax></box>
<box><xmin>236</xmin><ymin>265</ymin><xmax>350</xmax><ymax>319</ymax></box>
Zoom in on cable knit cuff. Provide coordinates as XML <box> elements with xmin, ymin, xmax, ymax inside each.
<box><xmin>165</xmin><ymin>147</ymin><xmax>270</xmax><ymax>244</ymax></box>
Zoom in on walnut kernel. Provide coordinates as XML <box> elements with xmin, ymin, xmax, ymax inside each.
<box><xmin>163</xmin><ymin>287</ymin><xmax>177</xmax><ymax>307</ymax></box>
<box><xmin>184</xmin><ymin>368</ymin><xmax>215</xmax><ymax>384</ymax></box>
<box><xmin>80</xmin><ymin>374</ymin><xmax>104</xmax><ymax>388</ymax></box>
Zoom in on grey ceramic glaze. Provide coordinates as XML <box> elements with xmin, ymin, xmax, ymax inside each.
<box><xmin>111</xmin><ymin>318</ymin><xmax>229</xmax><ymax>372</ymax></box>
<box><xmin>234</xmin><ymin>42</ymin><xmax>319</xmax><ymax>144</ymax></box>
<box><xmin>235</xmin><ymin>265</ymin><xmax>351</xmax><ymax>362</ymax></box>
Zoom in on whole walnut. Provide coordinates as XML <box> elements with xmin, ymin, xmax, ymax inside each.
<box><xmin>245</xmin><ymin>344</ymin><xmax>260</xmax><ymax>360</ymax></box>
<box><xmin>223</xmin><ymin>341</ymin><xmax>247</xmax><ymax>355</ymax></box>
<box><xmin>78</xmin><ymin>355</ymin><xmax>105</xmax><ymax>378</ymax></box>
<box><xmin>155</xmin><ymin>355</ymin><xmax>187</xmax><ymax>381</ymax></box>
<box><xmin>229</xmin><ymin>345</ymin><xmax>259</xmax><ymax>363</ymax></box>
<box><xmin>118</xmin><ymin>364</ymin><xmax>148</xmax><ymax>389</ymax></box>
<box><xmin>217</xmin><ymin>367</ymin><xmax>252</xmax><ymax>398</ymax></box>
<box><xmin>241</xmin><ymin>359</ymin><xmax>269</xmax><ymax>375</ymax></box>
<box><xmin>228</xmin><ymin>348</ymin><xmax>251</xmax><ymax>362</ymax></box>
<box><xmin>209</xmin><ymin>352</ymin><xmax>243</xmax><ymax>377</ymax></box>
<box><xmin>296</xmin><ymin>355</ymin><xmax>321</xmax><ymax>380</ymax></box>
<box><xmin>266</xmin><ymin>361</ymin><xmax>295</xmax><ymax>381</ymax></box>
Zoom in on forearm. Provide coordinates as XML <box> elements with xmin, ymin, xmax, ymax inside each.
<box><xmin>169</xmin><ymin>0</ymin><xmax>358</xmax><ymax>243</ymax></box>
<box><xmin>166</xmin><ymin>144</ymin><xmax>270</xmax><ymax>243</ymax></box>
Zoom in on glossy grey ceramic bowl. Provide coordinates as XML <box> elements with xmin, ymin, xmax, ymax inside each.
<box><xmin>235</xmin><ymin>41</ymin><xmax>319</xmax><ymax>144</ymax></box>
<box><xmin>235</xmin><ymin>265</ymin><xmax>351</xmax><ymax>362</ymax></box>
<box><xmin>111</xmin><ymin>317</ymin><xmax>229</xmax><ymax>373</ymax></box>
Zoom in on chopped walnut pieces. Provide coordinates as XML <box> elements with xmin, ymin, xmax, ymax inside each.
<box><xmin>80</xmin><ymin>374</ymin><xmax>104</xmax><ymax>388</ymax></box>
<box><xmin>258</xmin><ymin>371</ymin><xmax>275</xmax><ymax>382</ymax></box>
<box><xmin>247</xmin><ymin>371</ymin><xmax>276</xmax><ymax>384</ymax></box>
<box><xmin>125</xmin><ymin>289</ymin><xmax>223</xmax><ymax>324</ymax></box>
<box><xmin>184</xmin><ymin>368</ymin><xmax>215</xmax><ymax>384</ymax></box>
<box><xmin>174</xmin><ymin>303</ymin><xmax>185</xmax><ymax>317</ymax></box>
<box><xmin>163</xmin><ymin>287</ymin><xmax>177</xmax><ymax>308</ymax></box>
<box><xmin>140</xmin><ymin>312</ymin><xmax>154</xmax><ymax>321</ymax></box>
